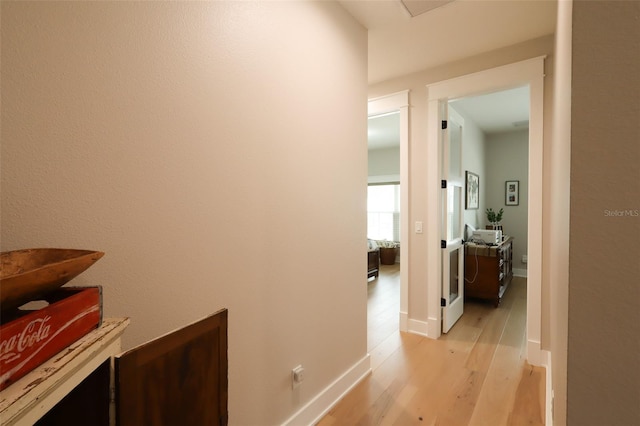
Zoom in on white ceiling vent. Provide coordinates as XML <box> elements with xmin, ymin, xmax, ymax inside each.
<box><xmin>400</xmin><ymin>0</ymin><xmax>456</xmax><ymax>17</ymax></box>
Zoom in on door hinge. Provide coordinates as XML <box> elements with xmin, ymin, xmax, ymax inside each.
<box><xmin>441</xmin><ymin>240</ymin><xmax>447</xmax><ymax>249</ymax></box>
<box><xmin>441</xmin><ymin>298</ymin><xmax>446</xmax><ymax>307</ymax></box>
<box><xmin>441</xmin><ymin>179</ymin><xmax>447</xmax><ymax>189</ymax></box>
<box><xmin>442</xmin><ymin>120</ymin><xmax>448</xmax><ymax>130</ymax></box>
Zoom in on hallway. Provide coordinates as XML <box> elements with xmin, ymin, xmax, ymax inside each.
<box><xmin>367</xmin><ymin>263</ymin><xmax>400</xmax><ymax>353</ymax></box>
<box><xmin>319</xmin><ymin>265</ymin><xmax>545</xmax><ymax>425</ymax></box>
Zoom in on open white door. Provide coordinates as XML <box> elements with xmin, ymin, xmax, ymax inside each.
<box><xmin>441</xmin><ymin>104</ymin><xmax>465</xmax><ymax>333</ymax></box>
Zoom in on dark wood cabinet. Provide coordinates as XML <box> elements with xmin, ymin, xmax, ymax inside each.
<box><xmin>116</xmin><ymin>309</ymin><xmax>228</xmax><ymax>426</ymax></box>
<box><xmin>368</xmin><ymin>249</ymin><xmax>380</xmax><ymax>278</ymax></box>
<box><xmin>464</xmin><ymin>237</ymin><xmax>513</xmax><ymax>307</ymax></box>
<box><xmin>3</xmin><ymin>310</ymin><xmax>228</xmax><ymax>426</ymax></box>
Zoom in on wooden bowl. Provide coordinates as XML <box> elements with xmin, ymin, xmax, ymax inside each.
<box><xmin>0</xmin><ymin>248</ymin><xmax>104</xmax><ymax>312</ymax></box>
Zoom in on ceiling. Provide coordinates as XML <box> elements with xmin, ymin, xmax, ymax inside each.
<box><xmin>338</xmin><ymin>0</ymin><xmax>557</xmax><ymax>85</ymax></box>
<box><xmin>368</xmin><ymin>112</ymin><xmax>401</xmax><ymax>150</ymax></box>
<box><xmin>351</xmin><ymin>0</ymin><xmax>556</xmax><ymax>148</ymax></box>
<box><xmin>450</xmin><ymin>86</ymin><xmax>531</xmax><ymax>133</ymax></box>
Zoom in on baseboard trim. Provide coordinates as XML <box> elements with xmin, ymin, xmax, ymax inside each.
<box><xmin>407</xmin><ymin>318</ymin><xmax>429</xmax><ymax>337</ymax></box>
<box><xmin>407</xmin><ymin>317</ymin><xmax>441</xmax><ymax>339</ymax></box>
<box><xmin>513</xmin><ymin>268</ymin><xmax>528</xmax><ymax>278</ymax></box>
<box><xmin>527</xmin><ymin>339</ymin><xmax>545</xmax><ymax>367</ymax></box>
<box><xmin>281</xmin><ymin>354</ymin><xmax>371</xmax><ymax>426</ymax></box>
<box><xmin>527</xmin><ymin>342</ymin><xmax>552</xmax><ymax>424</ymax></box>
<box><xmin>426</xmin><ymin>317</ymin><xmax>440</xmax><ymax>339</ymax></box>
<box><xmin>399</xmin><ymin>311</ymin><xmax>409</xmax><ymax>332</ymax></box>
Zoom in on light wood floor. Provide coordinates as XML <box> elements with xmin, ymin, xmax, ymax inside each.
<box><xmin>318</xmin><ymin>264</ymin><xmax>545</xmax><ymax>426</ymax></box>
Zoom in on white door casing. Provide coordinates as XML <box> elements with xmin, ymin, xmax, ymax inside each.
<box><xmin>441</xmin><ymin>105</ymin><xmax>465</xmax><ymax>333</ymax></box>
<box><xmin>425</xmin><ymin>57</ymin><xmax>546</xmax><ymax>366</ymax></box>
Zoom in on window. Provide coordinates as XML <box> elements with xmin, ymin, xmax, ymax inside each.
<box><xmin>367</xmin><ymin>184</ymin><xmax>400</xmax><ymax>241</ymax></box>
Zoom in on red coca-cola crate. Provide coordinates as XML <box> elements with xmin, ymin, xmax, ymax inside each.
<box><xmin>0</xmin><ymin>286</ymin><xmax>102</xmax><ymax>391</ymax></box>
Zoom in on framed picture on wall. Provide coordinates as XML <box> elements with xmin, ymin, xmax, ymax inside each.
<box><xmin>506</xmin><ymin>180</ymin><xmax>519</xmax><ymax>206</ymax></box>
<box><xmin>465</xmin><ymin>171</ymin><xmax>479</xmax><ymax>210</ymax></box>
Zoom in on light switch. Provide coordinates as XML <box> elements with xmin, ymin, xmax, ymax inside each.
<box><xmin>415</xmin><ymin>221</ymin><xmax>423</xmax><ymax>234</ymax></box>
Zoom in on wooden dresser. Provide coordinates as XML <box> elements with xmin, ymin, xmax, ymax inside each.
<box><xmin>464</xmin><ymin>236</ymin><xmax>513</xmax><ymax>307</ymax></box>
<box><xmin>1</xmin><ymin>309</ymin><xmax>228</xmax><ymax>425</ymax></box>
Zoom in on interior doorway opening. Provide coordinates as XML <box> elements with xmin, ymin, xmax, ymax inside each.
<box><xmin>441</xmin><ymin>86</ymin><xmax>531</xmax><ymax>333</ymax></box>
<box><xmin>426</xmin><ymin>57</ymin><xmax>546</xmax><ymax>367</ymax></box>
<box><xmin>367</xmin><ymin>91</ymin><xmax>410</xmax><ymax>339</ymax></box>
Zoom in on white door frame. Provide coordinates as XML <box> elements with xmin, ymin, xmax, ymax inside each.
<box><xmin>368</xmin><ymin>90</ymin><xmax>410</xmax><ymax>332</ymax></box>
<box><xmin>425</xmin><ymin>57</ymin><xmax>546</xmax><ymax>365</ymax></box>
<box><xmin>441</xmin><ymin>106</ymin><xmax>466</xmax><ymax>333</ymax></box>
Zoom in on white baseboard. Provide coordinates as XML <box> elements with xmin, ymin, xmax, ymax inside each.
<box><xmin>407</xmin><ymin>318</ymin><xmax>429</xmax><ymax>337</ymax></box>
<box><xmin>426</xmin><ymin>317</ymin><xmax>440</xmax><ymax>339</ymax></box>
<box><xmin>527</xmin><ymin>342</ymin><xmax>552</xmax><ymax>425</ymax></box>
<box><xmin>399</xmin><ymin>311</ymin><xmax>408</xmax><ymax>332</ymax></box>
<box><xmin>281</xmin><ymin>354</ymin><xmax>371</xmax><ymax>426</ymax></box>
<box><xmin>527</xmin><ymin>340</ymin><xmax>543</xmax><ymax>367</ymax></box>
<box><xmin>513</xmin><ymin>268</ymin><xmax>528</xmax><ymax>278</ymax></box>
<box><xmin>404</xmin><ymin>316</ymin><xmax>439</xmax><ymax>339</ymax></box>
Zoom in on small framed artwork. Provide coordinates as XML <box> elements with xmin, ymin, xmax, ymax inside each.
<box><xmin>505</xmin><ymin>180</ymin><xmax>519</xmax><ymax>206</ymax></box>
<box><xmin>465</xmin><ymin>171</ymin><xmax>479</xmax><ymax>210</ymax></box>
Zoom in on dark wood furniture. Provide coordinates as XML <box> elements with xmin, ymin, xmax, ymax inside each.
<box><xmin>379</xmin><ymin>247</ymin><xmax>398</xmax><ymax>265</ymax></box>
<box><xmin>18</xmin><ymin>309</ymin><xmax>228</xmax><ymax>426</ymax></box>
<box><xmin>464</xmin><ymin>236</ymin><xmax>513</xmax><ymax>307</ymax></box>
<box><xmin>116</xmin><ymin>309</ymin><xmax>228</xmax><ymax>426</ymax></box>
<box><xmin>368</xmin><ymin>249</ymin><xmax>380</xmax><ymax>279</ymax></box>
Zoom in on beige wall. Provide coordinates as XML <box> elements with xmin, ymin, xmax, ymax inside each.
<box><xmin>486</xmin><ymin>130</ymin><xmax>529</xmax><ymax>272</ymax></box>
<box><xmin>568</xmin><ymin>1</ymin><xmax>640</xmax><ymax>424</ymax></box>
<box><xmin>0</xmin><ymin>2</ymin><xmax>367</xmax><ymax>424</ymax></box>
<box><xmin>368</xmin><ymin>35</ymin><xmax>554</xmax><ymax>324</ymax></box>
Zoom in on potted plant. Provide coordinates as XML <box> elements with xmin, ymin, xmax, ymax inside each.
<box><xmin>377</xmin><ymin>240</ymin><xmax>400</xmax><ymax>265</ymax></box>
<box><xmin>485</xmin><ymin>208</ymin><xmax>504</xmax><ymax>231</ymax></box>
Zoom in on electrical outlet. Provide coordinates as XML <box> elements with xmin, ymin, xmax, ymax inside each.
<box><xmin>522</xmin><ymin>254</ymin><xmax>528</xmax><ymax>264</ymax></box>
<box><xmin>292</xmin><ymin>365</ymin><xmax>304</xmax><ymax>388</ymax></box>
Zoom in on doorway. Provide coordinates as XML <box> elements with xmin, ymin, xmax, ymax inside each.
<box><xmin>441</xmin><ymin>88</ymin><xmax>531</xmax><ymax>333</ymax></box>
<box><xmin>367</xmin><ymin>91</ymin><xmax>409</xmax><ymax>333</ymax></box>
<box><xmin>426</xmin><ymin>57</ymin><xmax>546</xmax><ymax>366</ymax></box>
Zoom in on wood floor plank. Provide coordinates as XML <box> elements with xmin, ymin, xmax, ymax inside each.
<box><xmin>467</xmin><ymin>344</ymin><xmax>522</xmax><ymax>426</ymax></box>
<box><xmin>399</xmin><ymin>348</ymin><xmax>471</xmax><ymax>425</ymax></box>
<box><xmin>434</xmin><ymin>369</ymin><xmax>488</xmax><ymax>426</ymax></box>
<box><xmin>319</xmin><ymin>266</ymin><xmax>545</xmax><ymax>426</ymax></box>
<box><xmin>463</xmin><ymin>305</ymin><xmax>509</xmax><ymax>373</ymax></box>
<box><xmin>508</xmin><ymin>363</ymin><xmax>545</xmax><ymax>426</ymax></box>
<box><xmin>377</xmin><ymin>383</ymin><xmax>418</xmax><ymax>426</ymax></box>
<box><xmin>467</xmin><ymin>279</ymin><xmax>529</xmax><ymax>425</ymax></box>
<box><xmin>355</xmin><ymin>378</ymin><xmax>405</xmax><ymax>425</ymax></box>
<box><xmin>369</xmin><ymin>331</ymin><xmax>402</xmax><ymax>371</ymax></box>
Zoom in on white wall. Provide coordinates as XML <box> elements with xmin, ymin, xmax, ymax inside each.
<box><xmin>486</xmin><ymin>130</ymin><xmax>529</xmax><ymax>273</ymax></box>
<box><xmin>0</xmin><ymin>2</ymin><xmax>367</xmax><ymax>424</ymax></box>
